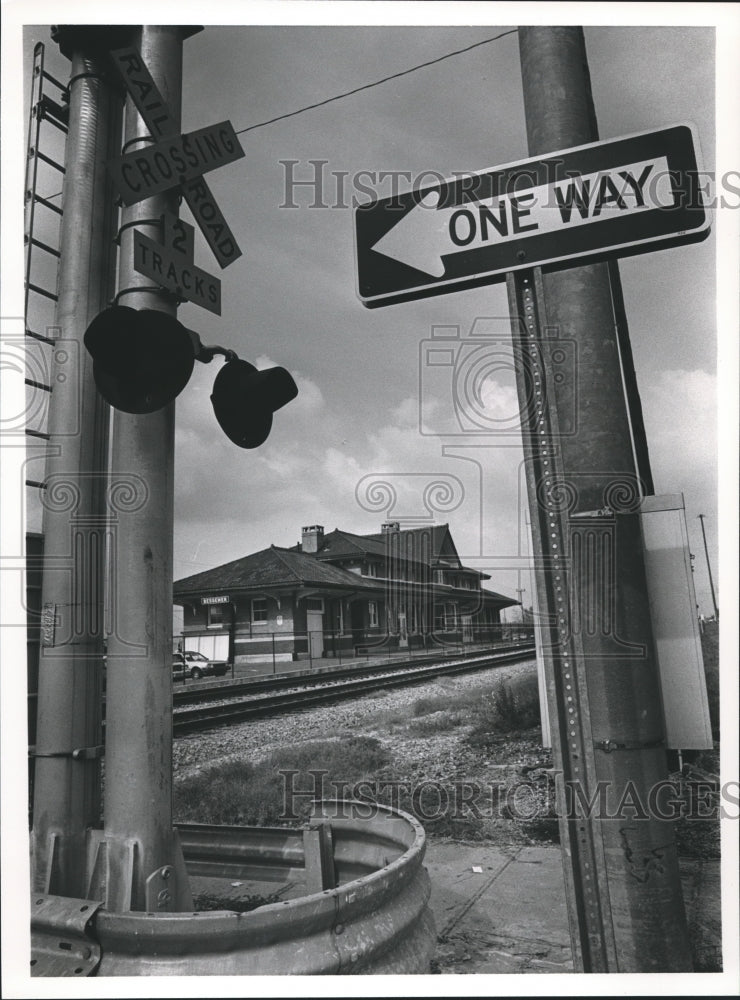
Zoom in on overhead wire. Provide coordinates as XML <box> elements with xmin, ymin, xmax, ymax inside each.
<box><xmin>233</xmin><ymin>29</ymin><xmax>518</xmax><ymax>136</ymax></box>
<box><xmin>47</xmin><ymin>28</ymin><xmax>517</xmax><ymax>201</ymax></box>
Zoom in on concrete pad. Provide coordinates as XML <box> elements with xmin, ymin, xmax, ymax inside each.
<box><xmin>424</xmin><ymin>840</ymin><xmax>573</xmax><ymax>974</ymax></box>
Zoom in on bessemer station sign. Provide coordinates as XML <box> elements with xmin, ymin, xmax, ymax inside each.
<box><xmin>355</xmin><ymin>124</ymin><xmax>709</xmax><ymax>307</ymax></box>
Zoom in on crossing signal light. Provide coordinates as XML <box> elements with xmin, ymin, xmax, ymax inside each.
<box><xmin>210</xmin><ymin>358</ymin><xmax>298</xmax><ymax>449</ymax></box>
<box><xmin>84</xmin><ymin>305</ymin><xmax>197</xmax><ymax>414</ymax></box>
<box><xmin>83</xmin><ymin>305</ymin><xmax>299</xmax><ymax>447</ymax></box>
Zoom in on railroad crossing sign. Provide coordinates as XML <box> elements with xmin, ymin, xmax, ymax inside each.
<box><xmin>133</xmin><ymin>214</ymin><xmax>221</xmax><ymax>315</ymax></box>
<box><xmin>109</xmin><ymin>45</ymin><xmax>243</xmax><ymax>269</ymax></box>
<box><xmin>107</xmin><ymin>120</ymin><xmax>244</xmax><ymax>203</ymax></box>
<box><xmin>355</xmin><ymin>124</ymin><xmax>709</xmax><ymax>307</ymax></box>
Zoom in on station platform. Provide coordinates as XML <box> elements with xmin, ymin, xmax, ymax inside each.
<box><xmin>196</xmin><ymin>639</ymin><xmax>535</xmax><ymax>686</ymax></box>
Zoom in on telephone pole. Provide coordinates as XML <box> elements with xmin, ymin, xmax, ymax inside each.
<box><xmin>515</xmin><ymin>587</ymin><xmax>526</xmax><ymax>622</ymax></box>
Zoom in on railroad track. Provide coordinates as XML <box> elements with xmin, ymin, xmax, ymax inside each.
<box><xmin>173</xmin><ymin>645</ymin><xmax>536</xmax><ymax>734</ymax></box>
<box><xmin>173</xmin><ymin>642</ymin><xmax>534</xmax><ymax>705</ymax></box>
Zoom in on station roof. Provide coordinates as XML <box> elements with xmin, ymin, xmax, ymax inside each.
<box><xmin>174</xmin><ymin>545</ymin><xmax>384</xmax><ymax>600</ymax></box>
<box><xmin>307</xmin><ymin>525</ymin><xmax>490</xmax><ymax>579</ymax></box>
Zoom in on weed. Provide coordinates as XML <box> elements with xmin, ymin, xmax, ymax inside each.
<box><xmin>174</xmin><ymin>736</ymin><xmax>390</xmax><ymax>827</ymax></box>
<box><xmin>404</xmin><ymin>710</ymin><xmax>468</xmax><ymax>735</ymax></box>
<box><xmin>412</xmin><ymin>696</ymin><xmax>442</xmax><ymax>717</ymax></box>
<box><xmin>466</xmin><ymin>677</ymin><xmax>541</xmax><ymax>746</ymax></box>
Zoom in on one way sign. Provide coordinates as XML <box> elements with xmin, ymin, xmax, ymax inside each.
<box><xmin>355</xmin><ymin>124</ymin><xmax>709</xmax><ymax>308</ymax></box>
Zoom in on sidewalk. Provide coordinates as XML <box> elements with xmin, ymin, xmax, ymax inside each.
<box><xmin>425</xmin><ymin>839</ymin><xmax>722</xmax><ymax>974</ymax></box>
<box><xmin>425</xmin><ymin>841</ymin><xmax>573</xmax><ymax>974</ymax></box>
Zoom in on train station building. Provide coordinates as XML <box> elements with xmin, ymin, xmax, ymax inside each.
<box><xmin>173</xmin><ymin>521</ymin><xmax>518</xmax><ymax>665</ymax></box>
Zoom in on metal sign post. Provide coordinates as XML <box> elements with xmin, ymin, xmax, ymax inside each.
<box><xmin>507</xmin><ymin>268</ymin><xmax>617</xmax><ymax>970</ymax></box>
<box><xmin>350</xmin><ymin>22</ymin><xmax>699</xmax><ymax>975</ymax></box>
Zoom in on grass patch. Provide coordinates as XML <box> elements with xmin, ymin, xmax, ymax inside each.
<box><xmin>174</xmin><ymin>735</ymin><xmax>389</xmax><ymax>826</ymax></box>
<box><xmin>371</xmin><ymin>676</ymin><xmax>540</xmax><ymax>737</ymax></box>
<box><xmin>465</xmin><ymin>675</ymin><xmax>541</xmax><ymax>746</ymax></box>
<box><xmin>366</xmin><ymin>763</ymin><xmax>492</xmax><ymax>840</ymax></box>
<box><xmin>402</xmin><ymin>711</ymin><xmax>469</xmax><ymax>736</ymax></box>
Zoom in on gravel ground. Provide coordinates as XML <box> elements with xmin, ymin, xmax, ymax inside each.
<box><xmin>173</xmin><ymin>656</ymin><xmax>540</xmax><ymax>782</ymax></box>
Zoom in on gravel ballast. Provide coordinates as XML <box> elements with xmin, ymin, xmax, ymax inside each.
<box><xmin>173</xmin><ymin>656</ymin><xmax>540</xmax><ymax>781</ymax></box>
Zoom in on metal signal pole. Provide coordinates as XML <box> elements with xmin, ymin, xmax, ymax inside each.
<box><xmin>698</xmin><ymin>514</ymin><xmax>719</xmax><ymax>620</ymax></box>
<box><xmin>514</xmin><ymin>26</ymin><xmax>692</xmax><ymax>971</ymax></box>
<box><xmin>31</xmin><ymin>32</ymin><xmax>122</xmax><ymax>898</ymax></box>
<box><xmin>89</xmin><ymin>25</ymin><xmax>193</xmax><ymax>912</ymax></box>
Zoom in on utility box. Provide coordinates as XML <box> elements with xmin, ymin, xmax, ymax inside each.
<box><xmin>639</xmin><ymin>493</ymin><xmax>713</xmax><ymax>749</ymax></box>
<box><xmin>532</xmin><ymin>493</ymin><xmax>713</xmax><ymax>750</ymax></box>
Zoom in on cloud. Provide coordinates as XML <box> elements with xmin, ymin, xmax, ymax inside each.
<box><xmin>641</xmin><ymin>368</ymin><xmax>716</xmax><ymax>500</ymax></box>
<box><xmin>173</xmin><ymin>376</ymin><xmax>525</xmax><ymax>600</ymax></box>
<box><xmin>174</xmin><ymin>364</ymin><xmax>718</xmax><ymax>609</ymax></box>
<box><xmin>254</xmin><ymin>356</ymin><xmax>325</xmax><ymax>416</ymax></box>
<box><xmin>639</xmin><ymin>367</ymin><xmax>718</xmax><ymax>614</ymax></box>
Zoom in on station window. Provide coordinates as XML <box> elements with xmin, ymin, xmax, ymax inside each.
<box><xmin>368</xmin><ymin>601</ymin><xmax>378</xmax><ymax>627</ymax></box>
<box><xmin>306</xmin><ymin>598</ymin><xmax>324</xmax><ymax>612</ymax></box>
<box><xmin>207</xmin><ymin>604</ymin><xmax>226</xmax><ymax>628</ymax></box>
<box><xmin>251</xmin><ymin>598</ymin><xmax>268</xmax><ymax>624</ymax></box>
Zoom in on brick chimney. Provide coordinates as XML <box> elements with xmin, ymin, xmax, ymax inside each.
<box><xmin>381</xmin><ymin>521</ymin><xmax>400</xmax><ymax>534</ymax></box>
<box><xmin>301</xmin><ymin>524</ymin><xmax>324</xmax><ymax>553</ymax></box>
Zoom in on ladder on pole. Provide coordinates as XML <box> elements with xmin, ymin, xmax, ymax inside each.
<box><xmin>23</xmin><ymin>41</ymin><xmax>69</xmax><ymax>481</ymax></box>
<box><xmin>23</xmin><ymin>38</ymin><xmax>70</xmax><ymax>800</ymax></box>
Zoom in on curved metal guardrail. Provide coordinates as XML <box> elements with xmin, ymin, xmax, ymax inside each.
<box><xmin>74</xmin><ymin>801</ymin><xmax>435</xmax><ymax>975</ymax></box>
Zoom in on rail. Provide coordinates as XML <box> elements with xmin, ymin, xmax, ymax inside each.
<box><xmin>173</xmin><ymin>644</ymin><xmax>537</xmax><ymax>734</ymax></box>
<box><xmin>173</xmin><ymin>639</ymin><xmax>535</xmax><ymax>704</ymax></box>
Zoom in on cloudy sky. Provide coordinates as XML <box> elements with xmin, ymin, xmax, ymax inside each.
<box><xmin>13</xmin><ymin>4</ymin><xmax>736</xmax><ymax>620</ymax></box>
